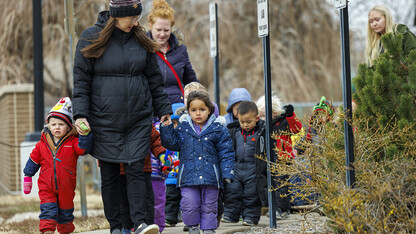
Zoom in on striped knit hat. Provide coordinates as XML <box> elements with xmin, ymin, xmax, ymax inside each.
<box><xmin>46</xmin><ymin>97</ymin><xmax>73</xmax><ymax>127</ymax></box>
<box><xmin>109</xmin><ymin>0</ymin><xmax>142</xmax><ymax>17</ymax></box>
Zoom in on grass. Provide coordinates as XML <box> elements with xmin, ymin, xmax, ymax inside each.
<box><xmin>0</xmin><ymin>215</ymin><xmax>109</xmax><ymax>234</ymax></box>
<box><xmin>0</xmin><ymin>188</ymin><xmax>108</xmax><ymax>233</ymax></box>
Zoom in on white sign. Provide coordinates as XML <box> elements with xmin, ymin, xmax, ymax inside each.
<box><xmin>257</xmin><ymin>0</ymin><xmax>268</xmax><ymax>37</ymax></box>
<box><xmin>209</xmin><ymin>2</ymin><xmax>217</xmax><ymax>57</ymax></box>
<box><xmin>334</xmin><ymin>0</ymin><xmax>347</xmax><ymax>10</ymax></box>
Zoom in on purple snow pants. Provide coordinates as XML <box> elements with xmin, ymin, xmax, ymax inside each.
<box><xmin>180</xmin><ymin>185</ymin><xmax>219</xmax><ymax>230</ymax></box>
<box><xmin>152</xmin><ymin>179</ymin><xmax>166</xmax><ymax>232</ymax></box>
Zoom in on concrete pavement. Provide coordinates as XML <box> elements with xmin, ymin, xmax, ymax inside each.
<box><xmin>78</xmin><ymin>212</ymin><xmax>327</xmax><ymax>234</ymax></box>
<box><xmin>79</xmin><ymin>216</ymin><xmax>271</xmax><ymax>234</ymax></box>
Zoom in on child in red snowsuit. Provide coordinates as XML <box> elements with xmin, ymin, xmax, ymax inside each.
<box><xmin>23</xmin><ymin>97</ymin><xmax>92</xmax><ymax>234</ymax></box>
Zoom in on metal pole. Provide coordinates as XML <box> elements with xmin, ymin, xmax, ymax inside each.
<box><xmin>263</xmin><ymin>34</ymin><xmax>276</xmax><ymax>228</ymax></box>
<box><xmin>78</xmin><ymin>157</ymin><xmax>88</xmax><ymax>217</ymax></box>
<box><xmin>213</xmin><ymin>3</ymin><xmax>220</xmax><ymax>108</ymax></box>
<box><xmin>340</xmin><ymin>3</ymin><xmax>355</xmax><ymax>188</ymax></box>
<box><xmin>33</xmin><ymin>0</ymin><xmax>44</xmax><ymax>132</ymax></box>
<box><xmin>64</xmin><ymin>0</ymin><xmax>87</xmax><ymax>217</ymax></box>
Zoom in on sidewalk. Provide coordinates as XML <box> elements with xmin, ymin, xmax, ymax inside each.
<box><xmin>79</xmin><ymin>212</ymin><xmax>327</xmax><ymax>234</ymax></box>
<box><xmin>79</xmin><ymin>217</ymin><xmax>270</xmax><ymax>234</ymax></box>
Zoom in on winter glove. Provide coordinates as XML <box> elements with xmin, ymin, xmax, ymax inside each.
<box><xmin>224</xmin><ymin>178</ymin><xmax>232</xmax><ymax>184</ymax></box>
<box><xmin>283</xmin><ymin>104</ymin><xmax>294</xmax><ymax>117</ymax></box>
<box><xmin>158</xmin><ymin>153</ymin><xmax>172</xmax><ymax>167</ymax></box>
<box><xmin>78</xmin><ymin>133</ymin><xmax>93</xmax><ymax>154</ymax></box>
<box><xmin>162</xmin><ymin>166</ymin><xmax>172</xmax><ymax>174</ymax></box>
<box><xmin>23</xmin><ymin>176</ymin><xmax>32</xmax><ymax>194</ymax></box>
<box><xmin>173</xmin><ymin>160</ymin><xmax>180</xmax><ymax>168</ymax></box>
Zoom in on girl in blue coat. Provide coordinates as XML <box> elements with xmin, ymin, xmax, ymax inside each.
<box><xmin>160</xmin><ymin>91</ymin><xmax>235</xmax><ymax>234</ymax></box>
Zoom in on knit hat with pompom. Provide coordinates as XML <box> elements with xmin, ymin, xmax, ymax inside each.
<box><xmin>46</xmin><ymin>97</ymin><xmax>73</xmax><ymax>127</ymax></box>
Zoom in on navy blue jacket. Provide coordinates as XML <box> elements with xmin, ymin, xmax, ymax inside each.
<box><xmin>160</xmin><ymin>114</ymin><xmax>235</xmax><ymax>189</ymax></box>
<box><xmin>227</xmin><ymin>120</ymin><xmax>269</xmax><ymax>206</ymax></box>
<box><xmin>148</xmin><ymin>31</ymin><xmax>198</xmax><ymax>104</ymax></box>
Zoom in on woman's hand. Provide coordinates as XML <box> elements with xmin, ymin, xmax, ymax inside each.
<box><xmin>160</xmin><ymin>114</ymin><xmax>172</xmax><ymax>126</ymax></box>
<box><xmin>75</xmin><ymin>118</ymin><xmax>90</xmax><ymax>135</ymax></box>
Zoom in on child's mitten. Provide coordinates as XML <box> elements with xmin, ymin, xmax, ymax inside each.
<box><xmin>78</xmin><ymin>133</ymin><xmax>92</xmax><ymax>154</ymax></box>
<box><xmin>158</xmin><ymin>153</ymin><xmax>173</xmax><ymax>167</ymax></box>
<box><xmin>283</xmin><ymin>104</ymin><xmax>294</xmax><ymax>117</ymax></box>
<box><xmin>23</xmin><ymin>176</ymin><xmax>32</xmax><ymax>194</ymax></box>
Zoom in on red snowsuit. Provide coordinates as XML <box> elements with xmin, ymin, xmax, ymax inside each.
<box><xmin>23</xmin><ymin>127</ymin><xmax>89</xmax><ymax>233</ymax></box>
<box><xmin>272</xmin><ymin>113</ymin><xmax>302</xmax><ymax>159</ymax></box>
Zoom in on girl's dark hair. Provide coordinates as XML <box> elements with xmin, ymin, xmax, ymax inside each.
<box><xmin>186</xmin><ymin>91</ymin><xmax>215</xmax><ymax>116</ymax></box>
<box><xmin>81</xmin><ymin>17</ymin><xmax>161</xmax><ymax>58</ymax></box>
<box><xmin>237</xmin><ymin>101</ymin><xmax>258</xmax><ymax>116</ymax></box>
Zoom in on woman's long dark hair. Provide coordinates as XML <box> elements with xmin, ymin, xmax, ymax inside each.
<box><xmin>81</xmin><ymin>17</ymin><xmax>160</xmax><ymax>58</ymax></box>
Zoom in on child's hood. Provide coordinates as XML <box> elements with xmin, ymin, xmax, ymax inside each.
<box><xmin>42</xmin><ymin>126</ymin><xmax>78</xmax><ymax>150</ymax></box>
<box><xmin>181</xmin><ymin>114</ymin><xmax>225</xmax><ymax>132</ymax></box>
<box><xmin>226</xmin><ymin>88</ymin><xmax>252</xmax><ymax>113</ymax></box>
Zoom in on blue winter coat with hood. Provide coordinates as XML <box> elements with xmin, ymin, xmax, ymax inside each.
<box><xmin>223</xmin><ymin>88</ymin><xmax>252</xmax><ymax>125</ymax></box>
<box><xmin>160</xmin><ymin>114</ymin><xmax>235</xmax><ymax>189</ymax></box>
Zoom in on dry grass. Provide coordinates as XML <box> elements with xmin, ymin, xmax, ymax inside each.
<box><xmin>0</xmin><ymin>215</ymin><xmax>109</xmax><ymax>234</ymax></box>
<box><xmin>0</xmin><ymin>0</ymin><xmax>356</xmax><ymax>107</ymax></box>
<box><xmin>0</xmin><ymin>188</ymin><xmax>106</xmax><ymax>233</ymax></box>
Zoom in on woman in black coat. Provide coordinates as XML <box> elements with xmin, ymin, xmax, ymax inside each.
<box><xmin>72</xmin><ymin>1</ymin><xmax>172</xmax><ymax>233</ymax></box>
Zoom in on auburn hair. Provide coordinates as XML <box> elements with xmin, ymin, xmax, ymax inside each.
<box><xmin>147</xmin><ymin>0</ymin><xmax>175</xmax><ymax>27</ymax></box>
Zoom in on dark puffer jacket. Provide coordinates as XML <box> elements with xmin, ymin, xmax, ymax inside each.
<box><xmin>227</xmin><ymin>120</ymin><xmax>269</xmax><ymax>207</ymax></box>
<box><xmin>73</xmin><ymin>11</ymin><xmax>172</xmax><ymax>163</ymax></box>
<box><xmin>148</xmin><ymin>30</ymin><xmax>198</xmax><ymax>104</ymax></box>
<box><xmin>160</xmin><ymin>114</ymin><xmax>235</xmax><ymax>189</ymax></box>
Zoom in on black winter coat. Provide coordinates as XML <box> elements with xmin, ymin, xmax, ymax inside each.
<box><xmin>72</xmin><ymin>12</ymin><xmax>172</xmax><ymax>163</ymax></box>
<box><xmin>227</xmin><ymin>120</ymin><xmax>269</xmax><ymax>207</ymax></box>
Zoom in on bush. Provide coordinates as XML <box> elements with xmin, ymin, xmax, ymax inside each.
<box><xmin>266</xmin><ymin>116</ymin><xmax>416</xmax><ymax>233</ymax></box>
<box><xmin>265</xmin><ymin>31</ymin><xmax>416</xmax><ymax>233</ymax></box>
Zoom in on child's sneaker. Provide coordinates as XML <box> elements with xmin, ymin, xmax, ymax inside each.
<box><xmin>134</xmin><ymin>223</ymin><xmax>159</xmax><ymax>234</ymax></box>
<box><xmin>165</xmin><ymin>219</ymin><xmax>176</xmax><ymax>227</ymax></box>
<box><xmin>276</xmin><ymin>209</ymin><xmax>290</xmax><ymax>220</ymax></box>
<box><xmin>122</xmin><ymin>228</ymin><xmax>132</xmax><ymax>234</ymax></box>
<box><xmin>188</xmin><ymin>225</ymin><xmax>200</xmax><ymax>234</ymax></box>
<box><xmin>203</xmin><ymin>229</ymin><xmax>216</xmax><ymax>233</ymax></box>
<box><xmin>242</xmin><ymin>219</ymin><xmax>256</xmax><ymax>226</ymax></box>
<box><xmin>220</xmin><ymin>216</ymin><xmax>237</xmax><ymax>223</ymax></box>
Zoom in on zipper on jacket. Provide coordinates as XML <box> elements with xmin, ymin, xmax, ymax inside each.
<box><xmin>213</xmin><ymin>164</ymin><xmax>220</xmax><ymax>189</ymax></box>
<box><xmin>45</xmin><ymin>142</ymin><xmax>61</xmax><ymax>191</ymax></box>
<box><xmin>122</xmin><ymin>44</ymin><xmax>131</xmax><ymax>163</ymax></box>
<box><xmin>178</xmin><ymin>164</ymin><xmax>184</xmax><ymax>187</ymax></box>
<box><xmin>43</xmin><ymin>132</ymin><xmax>71</xmax><ymax>191</ymax></box>
<box><xmin>53</xmin><ymin>152</ymin><xmax>59</xmax><ymax>190</ymax></box>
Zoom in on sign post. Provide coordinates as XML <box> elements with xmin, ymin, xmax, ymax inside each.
<box><xmin>32</xmin><ymin>0</ymin><xmax>44</xmax><ymax>133</ymax></box>
<box><xmin>257</xmin><ymin>0</ymin><xmax>276</xmax><ymax>228</ymax></box>
<box><xmin>336</xmin><ymin>0</ymin><xmax>355</xmax><ymax>188</ymax></box>
<box><xmin>210</xmin><ymin>2</ymin><xmax>220</xmax><ymax>107</ymax></box>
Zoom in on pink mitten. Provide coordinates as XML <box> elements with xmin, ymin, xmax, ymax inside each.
<box><xmin>23</xmin><ymin>176</ymin><xmax>32</xmax><ymax>194</ymax></box>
